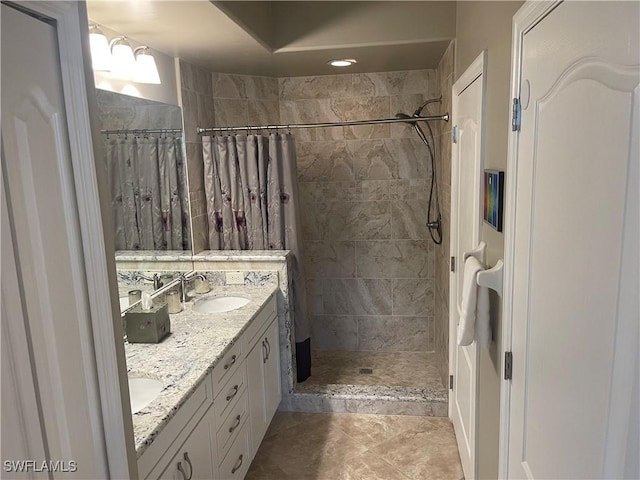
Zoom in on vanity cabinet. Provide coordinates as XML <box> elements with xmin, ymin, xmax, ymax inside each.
<box><xmin>159</xmin><ymin>408</ymin><xmax>215</xmax><ymax>480</ymax></box>
<box><xmin>137</xmin><ymin>294</ymin><xmax>279</xmax><ymax>480</ymax></box>
<box><xmin>246</xmin><ymin>317</ymin><xmax>281</xmax><ymax>456</ymax></box>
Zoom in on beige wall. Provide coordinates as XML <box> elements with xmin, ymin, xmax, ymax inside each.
<box><xmin>454</xmin><ymin>1</ymin><xmax>523</xmax><ymax>478</ymax></box>
<box><xmin>433</xmin><ymin>41</ymin><xmax>455</xmax><ymax>388</ymax></box>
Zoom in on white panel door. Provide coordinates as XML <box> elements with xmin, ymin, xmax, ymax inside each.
<box><xmin>505</xmin><ymin>2</ymin><xmax>639</xmax><ymax>478</ymax></box>
<box><xmin>1</xmin><ymin>4</ymin><xmax>109</xmax><ymax>477</ymax></box>
<box><xmin>449</xmin><ymin>52</ymin><xmax>486</xmax><ymax>480</ymax></box>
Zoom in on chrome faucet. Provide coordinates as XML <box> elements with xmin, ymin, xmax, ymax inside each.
<box><xmin>179</xmin><ymin>273</ymin><xmax>208</xmax><ymax>303</ymax></box>
<box><xmin>179</xmin><ymin>274</ymin><xmax>190</xmax><ymax>303</ymax></box>
<box><xmin>137</xmin><ymin>273</ymin><xmax>162</xmax><ymax>290</ymax></box>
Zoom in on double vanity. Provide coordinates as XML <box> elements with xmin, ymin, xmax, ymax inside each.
<box><xmin>118</xmin><ymin>255</ymin><xmax>289</xmax><ymax>480</ymax></box>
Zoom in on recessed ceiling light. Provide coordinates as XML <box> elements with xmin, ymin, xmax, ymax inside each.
<box><xmin>328</xmin><ymin>59</ymin><xmax>357</xmax><ymax>67</ymax></box>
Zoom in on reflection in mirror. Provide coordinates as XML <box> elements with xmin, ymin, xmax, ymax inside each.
<box><xmin>96</xmin><ymin>89</ymin><xmax>191</xmax><ymax>252</ymax></box>
<box><xmin>113</xmin><ymin>250</ymin><xmax>195</xmax><ymax>313</ymax></box>
<box><xmin>117</xmin><ymin>270</ymin><xmax>179</xmax><ymax>312</ymax></box>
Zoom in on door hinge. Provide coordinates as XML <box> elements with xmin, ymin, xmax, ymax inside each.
<box><xmin>449</xmin><ymin>375</ymin><xmax>454</xmax><ymax>390</ymax></box>
<box><xmin>512</xmin><ymin>98</ymin><xmax>521</xmax><ymax>131</ymax></box>
<box><xmin>450</xmin><ymin>256</ymin><xmax>455</xmax><ymax>272</ymax></box>
<box><xmin>504</xmin><ymin>351</ymin><xmax>513</xmax><ymax>380</ymax></box>
<box><xmin>452</xmin><ymin>125</ymin><xmax>458</xmax><ymax>144</ymax></box>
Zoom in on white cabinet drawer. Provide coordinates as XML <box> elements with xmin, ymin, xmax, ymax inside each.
<box><xmin>212</xmin><ymin>340</ymin><xmax>242</xmax><ymax>389</ymax></box>
<box><xmin>214</xmin><ymin>364</ymin><xmax>247</xmax><ymax>421</ymax></box>
<box><xmin>217</xmin><ymin>422</ymin><xmax>251</xmax><ymax>480</ymax></box>
<box><xmin>215</xmin><ymin>389</ymin><xmax>249</xmax><ymax>464</ymax></box>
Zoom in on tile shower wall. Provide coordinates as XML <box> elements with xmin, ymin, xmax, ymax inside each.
<box><xmin>279</xmin><ymin>70</ymin><xmax>440</xmax><ymax>353</ymax></box>
<box><xmin>210</xmin><ymin>72</ymin><xmax>280</xmax><ymax>128</ymax></box>
<box><xmin>180</xmin><ymin>59</ymin><xmax>215</xmax><ymax>254</ymax></box>
<box><xmin>433</xmin><ymin>41</ymin><xmax>455</xmax><ymax>388</ymax></box>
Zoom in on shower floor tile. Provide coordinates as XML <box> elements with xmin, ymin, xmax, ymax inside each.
<box><xmin>303</xmin><ymin>350</ymin><xmax>445</xmax><ymax>389</ymax></box>
<box><xmin>246</xmin><ymin>412</ymin><xmax>464</xmax><ymax>480</ymax></box>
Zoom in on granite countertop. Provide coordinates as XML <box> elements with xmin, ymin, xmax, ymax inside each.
<box><xmin>192</xmin><ymin>250</ymin><xmax>290</xmax><ymax>262</ymax></box>
<box><xmin>115</xmin><ymin>250</ymin><xmax>194</xmax><ymax>262</ymax></box>
<box><xmin>125</xmin><ymin>284</ymin><xmax>278</xmax><ymax>458</ymax></box>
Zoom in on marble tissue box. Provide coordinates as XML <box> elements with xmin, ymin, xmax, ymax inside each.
<box><xmin>125</xmin><ymin>303</ymin><xmax>170</xmax><ymax>343</ymax></box>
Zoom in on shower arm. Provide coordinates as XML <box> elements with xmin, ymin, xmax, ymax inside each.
<box><xmin>413</xmin><ymin>96</ymin><xmax>443</xmax><ymax>117</ymax></box>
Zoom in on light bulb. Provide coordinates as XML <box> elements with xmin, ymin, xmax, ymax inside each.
<box><xmin>89</xmin><ymin>25</ymin><xmax>112</xmax><ymax>71</ymax></box>
<box><xmin>134</xmin><ymin>47</ymin><xmax>161</xmax><ymax>84</ymax></box>
<box><xmin>328</xmin><ymin>59</ymin><xmax>357</xmax><ymax>67</ymax></box>
<box><xmin>110</xmin><ymin>37</ymin><xmax>136</xmax><ymax>80</ymax></box>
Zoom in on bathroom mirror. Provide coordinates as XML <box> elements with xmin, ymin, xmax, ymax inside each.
<box><xmin>95</xmin><ymin>90</ymin><xmax>195</xmax><ymax>311</ymax></box>
<box><xmin>96</xmin><ymin>89</ymin><xmax>192</xmax><ymax>252</ymax></box>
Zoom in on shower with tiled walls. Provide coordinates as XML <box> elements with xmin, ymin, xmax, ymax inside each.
<box><xmin>181</xmin><ymin>40</ymin><xmax>454</xmax><ymax>414</ymax></box>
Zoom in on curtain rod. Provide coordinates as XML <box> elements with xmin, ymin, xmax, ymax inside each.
<box><xmin>196</xmin><ymin>114</ymin><xmax>449</xmax><ymax>135</ymax></box>
<box><xmin>100</xmin><ymin>128</ymin><xmax>183</xmax><ymax>134</ymax></box>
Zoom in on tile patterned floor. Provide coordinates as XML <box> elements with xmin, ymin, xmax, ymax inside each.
<box><xmin>246</xmin><ymin>412</ymin><xmax>464</xmax><ymax>480</ymax></box>
<box><xmin>303</xmin><ymin>350</ymin><xmax>445</xmax><ymax>389</ymax></box>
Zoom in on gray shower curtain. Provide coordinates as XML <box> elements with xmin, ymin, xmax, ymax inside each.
<box><xmin>107</xmin><ymin>135</ymin><xmax>188</xmax><ymax>250</ymax></box>
<box><xmin>202</xmin><ymin>133</ymin><xmax>311</xmax><ymax>381</ymax></box>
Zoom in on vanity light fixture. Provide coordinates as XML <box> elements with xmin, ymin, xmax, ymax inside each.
<box><xmin>89</xmin><ymin>24</ymin><xmax>112</xmax><ymax>71</ymax></box>
<box><xmin>110</xmin><ymin>36</ymin><xmax>136</xmax><ymax>80</ymax></box>
<box><xmin>328</xmin><ymin>58</ymin><xmax>357</xmax><ymax>67</ymax></box>
<box><xmin>134</xmin><ymin>46</ymin><xmax>161</xmax><ymax>84</ymax></box>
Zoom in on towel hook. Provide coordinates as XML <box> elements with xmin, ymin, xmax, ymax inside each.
<box><xmin>477</xmin><ymin>259</ymin><xmax>504</xmax><ymax>297</ymax></box>
<box><xmin>463</xmin><ymin>242</ymin><xmax>487</xmax><ymax>266</ymax></box>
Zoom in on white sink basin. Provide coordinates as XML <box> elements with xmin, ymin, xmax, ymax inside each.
<box><xmin>128</xmin><ymin>377</ymin><xmax>163</xmax><ymax>414</ymax></box>
<box><xmin>192</xmin><ymin>296</ymin><xmax>250</xmax><ymax>314</ymax></box>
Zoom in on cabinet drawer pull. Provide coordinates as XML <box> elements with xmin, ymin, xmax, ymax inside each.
<box><xmin>265</xmin><ymin>337</ymin><xmax>271</xmax><ymax>360</ymax></box>
<box><xmin>228</xmin><ymin>414</ymin><xmax>241</xmax><ymax>433</ymax></box>
<box><xmin>224</xmin><ymin>354</ymin><xmax>237</xmax><ymax>370</ymax></box>
<box><xmin>231</xmin><ymin>454</ymin><xmax>244</xmax><ymax>474</ymax></box>
<box><xmin>178</xmin><ymin>452</ymin><xmax>193</xmax><ymax>480</ymax></box>
<box><xmin>262</xmin><ymin>340</ymin><xmax>267</xmax><ymax>364</ymax></box>
<box><xmin>226</xmin><ymin>384</ymin><xmax>239</xmax><ymax>402</ymax></box>
<box><xmin>177</xmin><ymin>462</ymin><xmax>187</xmax><ymax>480</ymax></box>
<box><xmin>183</xmin><ymin>452</ymin><xmax>193</xmax><ymax>480</ymax></box>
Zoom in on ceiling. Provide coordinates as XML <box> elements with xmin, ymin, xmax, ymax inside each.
<box><xmin>87</xmin><ymin>1</ymin><xmax>456</xmax><ymax>77</ymax></box>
